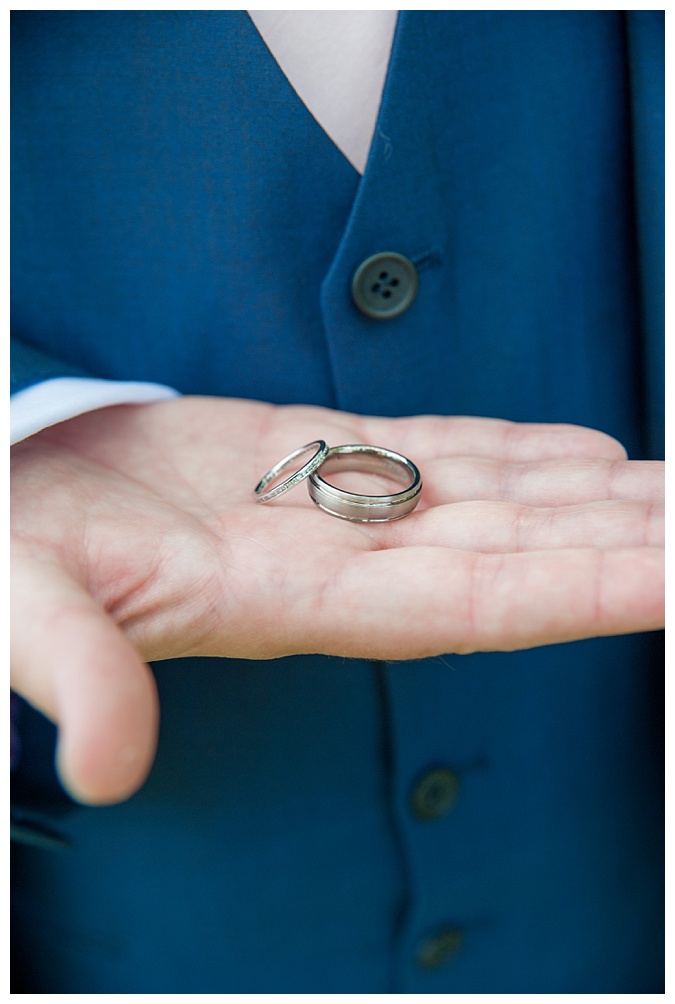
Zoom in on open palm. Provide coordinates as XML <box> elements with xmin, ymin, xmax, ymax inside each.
<box><xmin>11</xmin><ymin>396</ymin><xmax>664</xmax><ymax>803</ymax></box>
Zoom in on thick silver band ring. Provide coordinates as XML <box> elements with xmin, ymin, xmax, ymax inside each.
<box><xmin>307</xmin><ymin>444</ymin><xmax>422</xmax><ymax>522</ymax></box>
<box><xmin>254</xmin><ymin>440</ymin><xmax>329</xmax><ymax>503</ymax></box>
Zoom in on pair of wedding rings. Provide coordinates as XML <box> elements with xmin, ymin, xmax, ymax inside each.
<box><xmin>254</xmin><ymin>440</ymin><xmax>422</xmax><ymax>522</ymax></box>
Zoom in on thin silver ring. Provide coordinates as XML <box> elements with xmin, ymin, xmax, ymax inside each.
<box><xmin>254</xmin><ymin>440</ymin><xmax>329</xmax><ymax>503</ymax></box>
<box><xmin>307</xmin><ymin>444</ymin><xmax>422</xmax><ymax>522</ymax></box>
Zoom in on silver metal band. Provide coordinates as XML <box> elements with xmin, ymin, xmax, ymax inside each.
<box><xmin>254</xmin><ymin>440</ymin><xmax>329</xmax><ymax>503</ymax></box>
<box><xmin>307</xmin><ymin>444</ymin><xmax>422</xmax><ymax>522</ymax></box>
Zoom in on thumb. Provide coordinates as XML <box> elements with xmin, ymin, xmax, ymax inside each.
<box><xmin>11</xmin><ymin>548</ymin><xmax>159</xmax><ymax>805</ymax></box>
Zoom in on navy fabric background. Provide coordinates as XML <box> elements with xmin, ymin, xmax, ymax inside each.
<box><xmin>11</xmin><ymin>11</ymin><xmax>663</xmax><ymax>992</ymax></box>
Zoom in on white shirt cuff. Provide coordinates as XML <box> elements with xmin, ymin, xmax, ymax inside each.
<box><xmin>10</xmin><ymin>377</ymin><xmax>180</xmax><ymax>446</ymax></box>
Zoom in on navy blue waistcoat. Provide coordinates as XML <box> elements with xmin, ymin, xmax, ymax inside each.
<box><xmin>11</xmin><ymin>11</ymin><xmax>663</xmax><ymax>992</ymax></box>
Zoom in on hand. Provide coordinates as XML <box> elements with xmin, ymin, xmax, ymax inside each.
<box><xmin>11</xmin><ymin>397</ymin><xmax>664</xmax><ymax>804</ymax></box>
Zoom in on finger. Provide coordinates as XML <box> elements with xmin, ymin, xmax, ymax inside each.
<box><xmin>10</xmin><ymin>547</ymin><xmax>159</xmax><ymax>805</ymax></box>
<box><xmin>298</xmin><ymin>546</ymin><xmax>664</xmax><ymax>659</ymax></box>
<box><xmin>421</xmin><ymin>457</ymin><xmax>664</xmax><ymax>507</ymax></box>
<box><xmin>358</xmin><ymin>414</ymin><xmax>629</xmax><ymax>464</ymax></box>
<box><xmin>380</xmin><ymin>499</ymin><xmax>664</xmax><ymax>553</ymax></box>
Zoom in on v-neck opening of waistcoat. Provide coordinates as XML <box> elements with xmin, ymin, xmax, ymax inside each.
<box><xmin>244</xmin><ymin>11</ymin><xmax>417</xmax><ymax>227</ymax></box>
<box><xmin>245</xmin><ymin>11</ymin><xmax>366</xmax><ymax>183</ymax></box>
<box><xmin>318</xmin><ymin>11</ymin><xmax>449</xmax><ymax>417</ymax></box>
<box><xmin>322</xmin><ymin>10</ymin><xmax>441</xmax><ymax>270</ymax></box>
<box><xmin>241</xmin><ymin>10</ymin><xmax>410</xmax><ymax>413</ymax></box>
<box><xmin>247</xmin><ymin>11</ymin><xmax>398</xmax><ymax>175</ymax></box>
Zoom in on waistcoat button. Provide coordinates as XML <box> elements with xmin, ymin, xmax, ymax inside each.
<box><xmin>415</xmin><ymin>927</ymin><xmax>463</xmax><ymax>969</ymax></box>
<box><xmin>410</xmin><ymin>766</ymin><xmax>459</xmax><ymax>820</ymax></box>
<box><xmin>351</xmin><ymin>251</ymin><xmax>419</xmax><ymax>319</ymax></box>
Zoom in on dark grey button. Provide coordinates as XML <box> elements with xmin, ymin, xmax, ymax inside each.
<box><xmin>410</xmin><ymin>766</ymin><xmax>459</xmax><ymax>820</ymax></box>
<box><xmin>352</xmin><ymin>252</ymin><xmax>419</xmax><ymax>319</ymax></box>
<box><xmin>415</xmin><ymin>927</ymin><xmax>463</xmax><ymax>970</ymax></box>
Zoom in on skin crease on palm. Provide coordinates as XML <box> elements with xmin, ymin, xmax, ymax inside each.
<box><xmin>10</xmin><ymin>396</ymin><xmax>664</xmax><ymax>806</ymax></box>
